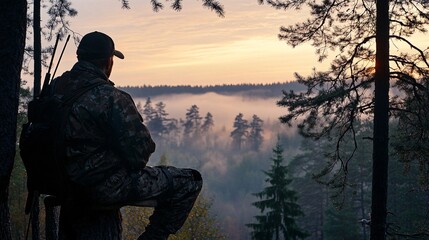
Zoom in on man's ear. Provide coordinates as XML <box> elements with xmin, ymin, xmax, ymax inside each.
<box><xmin>104</xmin><ymin>56</ymin><xmax>114</xmax><ymax>78</ymax></box>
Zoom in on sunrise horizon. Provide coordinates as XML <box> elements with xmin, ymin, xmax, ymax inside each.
<box><xmin>23</xmin><ymin>0</ymin><xmax>333</xmax><ymax>88</ymax></box>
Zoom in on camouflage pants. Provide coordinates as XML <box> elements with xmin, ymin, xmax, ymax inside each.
<box><xmin>112</xmin><ymin>166</ymin><xmax>203</xmax><ymax>240</ymax></box>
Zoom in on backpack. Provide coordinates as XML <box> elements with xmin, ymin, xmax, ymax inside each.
<box><xmin>19</xmin><ymin>80</ymin><xmax>106</xmax><ymax>213</ymax></box>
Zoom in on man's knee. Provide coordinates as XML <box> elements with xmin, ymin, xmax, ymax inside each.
<box><xmin>189</xmin><ymin>169</ymin><xmax>203</xmax><ymax>193</ymax></box>
<box><xmin>190</xmin><ymin>169</ymin><xmax>202</xmax><ymax>181</ymax></box>
<box><xmin>181</xmin><ymin>168</ymin><xmax>202</xmax><ymax>192</ymax></box>
<box><xmin>165</xmin><ymin>167</ymin><xmax>203</xmax><ymax>196</ymax></box>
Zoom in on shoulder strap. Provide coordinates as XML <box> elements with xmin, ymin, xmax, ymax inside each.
<box><xmin>61</xmin><ymin>80</ymin><xmax>107</xmax><ymax>105</ymax></box>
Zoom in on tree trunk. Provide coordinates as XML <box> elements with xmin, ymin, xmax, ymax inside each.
<box><xmin>0</xmin><ymin>0</ymin><xmax>27</xmax><ymax>239</ymax></box>
<box><xmin>32</xmin><ymin>1</ymin><xmax>42</xmax><ymax>238</ymax></box>
<box><xmin>371</xmin><ymin>0</ymin><xmax>390</xmax><ymax>239</ymax></box>
<box><xmin>34</xmin><ymin>0</ymin><xmax>42</xmax><ymax>97</ymax></box>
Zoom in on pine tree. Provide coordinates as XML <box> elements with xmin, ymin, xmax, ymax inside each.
<box><xmin>392</xmin><ymin>78</ymin><xmax>429</xmax><ymax>187</ymax></box>
<box><xmin>201</xmin><ymin>112</ymin><xmax>215</xmax><ymax>147</ymax></box>
<box><xmin>201</xmin><ymin>112</ymin><xmax>214</xmax><ymax>134</ymax></box>
<box><xmin>288</xmin><ymin>138</ymin><xmax>329</xmax><ymax>240</ymax></box>
<box><xmin>183</xmin><ymin>105</ymin><xmax>202</xmax><ymax>145</ymax></box>
<box><xmin>248</xmin><ymin>114</ymin><xmax>264</xmax><ymax>152</ymax></box>
<box><xmin>149</xmin><ymin>101</ymin><xmax>169</xmax><ymax>137</ymax></box>
<box><xmin>158</xmin><ymin>153</ymin><xmax>169</xmax><ymax>166</ymax></box>
<box><xmin>259</xmin><ymin>0</ymin><xmax>429</xmax><ymax>237</ymax></box>
<box><xmin>136</xmin><ymin>101</ymin><xmax>144</xmax><ymax>115</ymax></box>
<box><xmin>142</xmin><ymin>97</ymin><xmax>155</xmax><ymax>124</ymax></box>
<box><xmin>165</xmin><ymin>118</ymin><xmax>181</xmax><ymax>145</ymax></box>
<box><xmin>230</xmin><ymin>113</ymin><xmax>249</xmax><ymax>150</ymax></box>
<box><xmin>247</xmin><ymin>138</ymin><xmax>307</xmax><ymax>240</ymax></box>
<box><xmin>323</xmin><ymin>203</ymin><xmax>361</xmax><ymax>240</ymax></box>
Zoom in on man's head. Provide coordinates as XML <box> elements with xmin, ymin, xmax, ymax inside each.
<box><xmin>77</xmin><ymin>31</ymin><xmax>124</xmax><ymax>77</ymax></box>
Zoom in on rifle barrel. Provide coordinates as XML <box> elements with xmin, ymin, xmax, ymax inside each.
<box><xmin>47</xmin><ymin>34</ymin><xmax>60</xmax><ymax>74</ymax></box>
<box><xmin>42</xmin><ymin>34</ymin><xmax>61</xmax><ymax>92</ymax></box>
<box><xmin>52</xmin><ymin>34</ymin><xmax>71</xmax><ymax>81</ymax></box>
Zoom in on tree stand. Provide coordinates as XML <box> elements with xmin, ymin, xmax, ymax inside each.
<box><xmin>44</xmin><ymin>195</ymin><xmax>157</xmax><ymax>240</ymax></box>
<box><xmin>44</xmin><ymin>195</ymin><xmax>122</xmax><ymax>240</ymax></box>
<box><xmin>58</xmin><ymin>206</ymin><xmax>122</xmax><ymax>240</ymax></box>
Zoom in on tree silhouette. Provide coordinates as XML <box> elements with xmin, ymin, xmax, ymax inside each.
<box><xmin>261</xmin><ymin>0</ymin><xmax>429</xmax><ymax>238</ymax></box>
<box><xmin>230</xmin><ymin>113</ymin><xmax>249</xmax><ymax>151</ymax></box>
<box><xmin>392</xmin><ymin>78</ymin><xmax>429</xmax><ymax>187</ymax></box>
<box><xmin>183</xmin><ymin>105</ymin><xmax>203</xmax><ymax>145</ymax></box>
<box><xmin>201</xmin><ymin>112</ymin><xmax>215</xmax><ymax>147</ymax></box>
<box><xmin>248</xmin><ymin>114</ymin><xmax>264</xmax><ymax>152</ymax></box>
<box><xmin>142</xmin><ymin>97</ymin><xmax>156</xmax><ymax>123</ymax></box>
<box><xmin>149</xmin><ymin>101</ymin><xmax>169</xmax><ymax>137</ymax></box>
<box><xmin>247</xmin><ymin>138</ymin><xmax>307</xmax><ymax>240</ymax></box>
<box><xmin>202</xmin><ymin>112</ymin><xmax>214</xmax><ymax>134</ymax></box>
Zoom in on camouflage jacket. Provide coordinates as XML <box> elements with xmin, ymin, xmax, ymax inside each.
<box><xmin>52</xmin><ymin>61</ymin><xmax>155</xmax><ymax>191</ymax></box>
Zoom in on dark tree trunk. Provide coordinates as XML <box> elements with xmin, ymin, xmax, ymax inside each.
<box><xmin>32</xmin><ymin>1</ymin><xmax>42</xmax><ymax>238</ymax></box>
<box><xmin>34</xmin><ymin>0</ymin><xmax>42</xmax><ymax>97</ymax></box>
<box><xmin>371</xmin><ymin>0</ymin><xmax>390</xmax><ymax>239</ymax></box>
<box><xmin>0</xmin><ymin>0</ymin><xmax>27</xmax><ymax>239</ymax></box>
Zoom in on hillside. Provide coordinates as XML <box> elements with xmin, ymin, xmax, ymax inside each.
<box><xmin>119</xmin><ymin>81</ymin><xmax>305</xmax><ymax>98</ymax></box>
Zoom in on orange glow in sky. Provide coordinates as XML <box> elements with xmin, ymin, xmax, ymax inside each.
<box><xmin>47</xmin><ymin>0</ymin><xmax>330</xmax><ymax>86</ymax></box>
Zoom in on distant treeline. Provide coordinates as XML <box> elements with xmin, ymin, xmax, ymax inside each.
<box><xmin>119</xmin><ymin>81</ymin><xmax>305</xmax><ymax>98</ymax></box>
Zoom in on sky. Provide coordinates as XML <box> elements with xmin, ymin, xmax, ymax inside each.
<box><xmin>38</xmin><ymin>0</ymin><xmax>331</xmax><ymax>87</ymax></box>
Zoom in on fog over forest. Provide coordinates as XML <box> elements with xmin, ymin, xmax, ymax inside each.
<box><xmin>136</xmin><ymin>93</ymin><xmax>294</xmax><ymax>134</ymax></box>
<box><xmin>132</xmin><ymin>91</ymin><xmax>302</xmax><ymax>239</ymax></box>
<box><xmin>9</xmin><ymin>84</ymin><xmax>427</xmax><ymax>240</ymax></box>
<box><xmin>126</xmin><ymin>87</ymin><xmax>429</xmax><ymax>240</ymax></box>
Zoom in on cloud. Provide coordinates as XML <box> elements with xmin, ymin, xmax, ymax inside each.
<box><xmin>48</xmin><ymin>0</ymin><xmax>328</xmax><ymax>86</ymax></box>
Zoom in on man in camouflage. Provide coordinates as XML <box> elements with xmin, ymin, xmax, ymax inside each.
<box><xmin>52</xmin><ymin>31</ymin><xmax>202</xmax><ymax>240</ymax></box>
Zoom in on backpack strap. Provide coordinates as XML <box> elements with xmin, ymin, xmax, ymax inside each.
<box><xmin>61</xmin><ymin>80</ymin><xmax>107</xmax><ymax>105</ymax></box>
<box><xmin>53</xmin><ymin>80</ymin><xmax>108</xmax><ymax>198</ymax></box>
<box><xmin>23</xmin><ymin>80</ymin><xmax>108</xmax><ymax>215</ymax></box>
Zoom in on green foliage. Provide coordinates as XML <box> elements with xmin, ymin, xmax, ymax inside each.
<box><xmin>9</xmin><ymin>151</ymin><xmax>28</xmax><ymax>240</ymax></box>
<box><xmin>158</xmin><ymin>152</ymin><xmax>170</xmax><ymax>166</ymax></box>
<box><xmin>287</xmin><ymin>122</ymin><xmax>374</xmax><ymax>240</ymax></box>
<box><xmin>386</xmin><ymin>142</ymin><xmax>429</xmax><ymax>237</ymax></box>
<box><xmin>121</xmin><ymin>206</ymin><xmax>152</xmax><ymax>239</ymax></box>
<box><xmin>9</xmin><ymin>82</ymin><xmax>33</xmax><ymax>239</ymax></box>
<box><xmin>261</xmin><ymin>1</ymin><xmax>429</xmax><ymax>222</ymax></box>
<box><xmin>146</xmin><ymin>0</ymin><xmax>224</xmax><ymax>17</ymax></box>
<box><xmin>391</xmin><ymin>78</ymin><xmax>429</xmax><ymax>188</ymax></box>
<box><xmin>247</xmin><ymin>138</ymin><xmax>307</xmax><ymax>240</ymax></box>
<box><xmin>288</xmin><ymin>138</ymin><xmax>330</xmax><ymax>239</ymax></box>
<box><xmin>122</xmin><ymin>194</ymin><xmax>226</xmax><ymax>240</ymax></box>
<box><xmin>171</xmin><ymin>194</ymin><xmax>227</xmax><ymax>240</ymax></box>
<box><xmin>288</xmin><ymin>122</ymin><xmax>429</xmax><ymax>239</ymax></box>
<box><xmin>323</xmin><ymin>203</ymin><xmax>361</xmax><ymax>240</ymax></box>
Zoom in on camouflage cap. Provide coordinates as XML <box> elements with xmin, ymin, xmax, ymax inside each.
<box><xmin>77</xmin><ymin>31</ymin><xmax>124</xmax><ymax>60</ymax></box>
